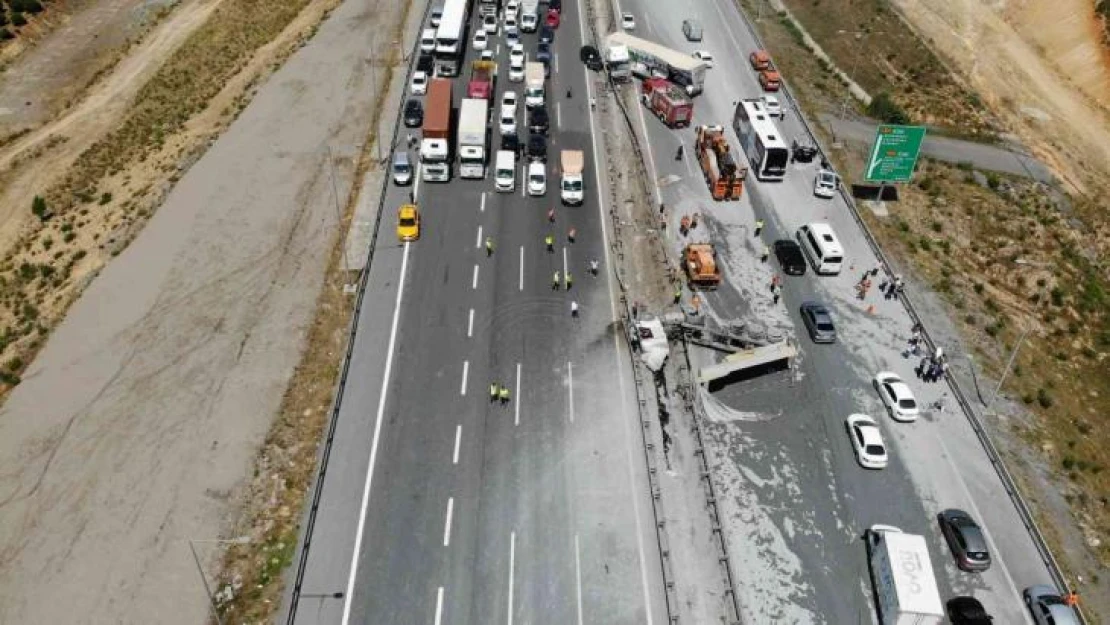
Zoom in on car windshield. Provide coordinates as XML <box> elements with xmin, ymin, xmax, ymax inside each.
<box><xmin>819</xmin><ymin>173</ymin><xmax>836</xmax><ymax>185</ymax></box>
<box><xmin>564</xmin><ymin>180</ymin><xmax>583</xmax><ymax>191</ymax></box>
<box><xmin>393</xmin><ymin>163</ymin><xmax>410</xmax><ymax>173</ymax></box>
<box><xmin>898</xmin><ymin>398</ymin><xmax>917</xmax><ymax>409</ymax></box>
<box><xmin>530</xmin><ymin>174</ymin><xmax>544</xmax><ymax>183</ymax></box>
<box><xmin>399</xmin><ymin>217</ymin><xmax>416</xmax><ymax>227</ymax></box>
<box><xmin>865</xmin><ymin>444</ymin><xmax>885</xmax><ymax>456</ymax></box>
<box><xmin>498</xmin><ymin>168</ymin><xmax>512</xmax><ymax>178</ymax></box>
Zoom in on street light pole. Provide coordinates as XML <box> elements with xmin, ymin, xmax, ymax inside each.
<box><xmin>189</xmin><ymin>537</ymin><xmax>250</xmax><ymax>625</ymax></box>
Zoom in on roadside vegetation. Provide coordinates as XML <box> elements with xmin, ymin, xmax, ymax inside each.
<box><xmin>740</xmin><ymin>0</ymin><xmax>1110</xmax><ymax>614</ymax></box>
<box><xmin>0</xmin><ymin>0</ymin><xmax>319</xmax><ymax>391</ymax></box>
<box><xmin>0</xmin><ymin>0</ymin><xmax>50</xmax><ymax>43</ymax></box>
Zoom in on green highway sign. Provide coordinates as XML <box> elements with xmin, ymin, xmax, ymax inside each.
<box><xmin>865</xmin><ymin>125</ymin><xmax>927</xmax><ymax>183</ymax></box>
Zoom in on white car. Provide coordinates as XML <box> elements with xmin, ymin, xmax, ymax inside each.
<box><xmin>410</xmin><ymin>71</ymin><xmax>429</xmax><ymax>95</ymax></box>
<box><xmin>420</xmin><ymin>28</ymin><xmax>436</xmax><ymax>54</ymax></box>
<box><xmin>692</xmin><ymin>50</ymin><xmax>715</xmax><ymax>68</ymax></box>
<box><xmin>499</xmin><ymin>104</ymin><xmax>517</xmax><ymax>135</ymax></box>
<box><xmin>814</xmin><ymin>169</ymin><xmax>840</xmax><ymax>199</ymax></box>
<box><xmin>873</xmin><ymin>372</ymin><xmax>920</xmax><ymax>422</ymax></box>
<box><xmin>473</xmin><ymin>30</ymin><xmax>489</xmax><ymax>51</ymax></box>
<box><xmin>509</xmin><ymin>58</ymin><xmax>525</xmax><ymax>82</ymax></box>
<box><xmin>480</xmin><ymin>49</ymin><xmax>495</xmax><ymax>62</ymax></box>
<box><xmin>501</xmin><ymin>90</ymin><xmax>518</xmax><ymax>109</ymax></box>
<box><xmin>505</xmin><ymin>26</ymin><xmax>520</xmax><ymax>48</ymax></box>
<box><xmin>482</xmin><ymin>13</ymin><xmax>498</xmax><ymax>33</ymax></box>
<box><xmin>761</xmin><ymin>95</ymin><xmax>784</xmax><ymax>119</ymax></box>
<box><xmin>621</xmin><ymin>12</ymin><xmax>636</xmax><ymax>30</ymax></box>
<box><xmin>527</xmin><ymin>161</ymin><xmax>547</xmax><ymax>196</ymax></box>
<box><xmin>504</xmin><ymin>13</ymin><xmax>518</xmax><ymax>31</ymax></box>
<box><xmin>505</xmin><ymin>0</ymin><xmax>519</xmax><ymax>16</ymax></box>
<box><xmin>846</xmin><ymin>414</ymin><xmax>888</xmax><ymax>469</ymax></box>
<box><xmin>509</xmin><ymin>43</ymin><xmax>525</xmax><ymax>66</ymax></box>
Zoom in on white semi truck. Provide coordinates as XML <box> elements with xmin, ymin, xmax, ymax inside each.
<box><xmin>866</xmin><ymin>526</ymin><xmax>944</xmax><ymax>625</ymax></box>
<box><xmin>457</xmin><ymin>98</ymin><xmax>489</xmax><ymax>179</ymax></box>
<box><xmin>525</xmin><ymin>62</ymin><xmax>546</xmax><ymax>109</ymax></box>
<box><xmin>560</xmin><ymin>150</ymin><xmax>584</xmax><ymax>205</ymax></box>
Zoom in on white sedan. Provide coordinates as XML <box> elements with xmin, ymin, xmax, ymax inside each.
<box><xmin>527</xmin><ymin>161</ymin><xmax>547</xmax><ymax>196</ymax></box>
<box><xmin>846</xmin><ymin>414</ymin><xmax>888</xmax><ymax>469</ymax></box>
<box><xmin>509</xmin><ymin>43</ymin><xmax>525</xmax><ymax>66</ymax></box>
<box><xmin>814</xmin><ymin>169</ymin><xmax>840</xmax><ymax>199</ymax></box>
<box><xmin>873</xmin><ymin>372</ymin><xmax>920</xmax><ymax>422</ymax></box>
<box><xmin>621</xmin><ymin>12</ymin><xmax>636</xmax><ymax>30</ymax></box>
<box><xmin>692</xmin><ymin>50</ymin><xmax>715</xmax><ymax>68</ymax></box>
<box><xmin>410</xmin><ymin>70</ymin><xmax>428</xmax><ymax>96</ymax></box>
<box><xmin>472</xmin><ymin>30</ymin><xmax>488</xmax><ymax>51</ymax></box>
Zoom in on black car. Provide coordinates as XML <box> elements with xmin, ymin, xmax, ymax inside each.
<box><xmin>403</xmin><ymin>99</ymin><xmax>424</xmax><ymax>128</ymax></box>
<box><xmin>501</xmin><ymin>132</ymin><xmax>521</xmax><ymax>157</ymax></box>
<box><xmin>539</xmin><ymin>25</ymin><xmax>555</xmax><ymax>44</ymax></box>
<box><xmin>938</xmin><ymin>509</ymin><xmax>992</xmax><ymax>572</ymax></box>
<box><xmin>773</xmin><ymin>240</ymin><xmax>806</xmax><ymax>275</ymax></box>
<box><xmin>799</xmin><ymin>302</ymin><xmax>836</xmax><ymax>344</ymax></box>
<box><xmin>536</xmin><ymin>43</ymin><xmax>552</xmax><ymax>76</ymax></box>
<box><xmin>527</xmin><ymin>133</ymin><xmax>547</xmax><ymax>161</ymax></box>
<box><xmin>580</xmin><ymin>45</ymin><xmax>602</xmax><ymax>71</ymax></box>
<box><xmin>528</xmin><ymin>107</ymin><xmax>549</xmax><ymax>135</ymax></box>
<box><xmin>947</xmin><ymin>597</ymin><xmax>994</xmax><ymax>624</ymax></box>
<box><xmin>416</xmin><ymin>53</ymin><xmax>434</xmax><ymax>75</ymax></box>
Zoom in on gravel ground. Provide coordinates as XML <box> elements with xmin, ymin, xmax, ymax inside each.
<box><xmin>0</xmin><ymin>0</ymin><xmax>402</xmax><ymax>619</ymax></box>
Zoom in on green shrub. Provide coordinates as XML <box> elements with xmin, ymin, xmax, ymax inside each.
<box><xmin>1037</xmin><ymin>387</ymin><xmax>1053</xmax><ymax>408</ymax></box>
<box><xmin>99</xmin><ymin>192</ymin><xmax>113</xmax><ymax>205</ymax></box>
<box><xmin>867</xmin><ymin>92</ymin><xmax>910</xmax><ymax>124</ymax></box>
<box><xmin>11</xmin><ymin>12</ymin><xmax>26</xmax><ymax>26</ymax></box>
<box><xmin>31</xmin><ymin>195</ymin><xmax>48</xmax><ymax>221</ymax></box>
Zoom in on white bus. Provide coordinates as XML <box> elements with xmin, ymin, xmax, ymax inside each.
<box><xmin>732</xmin><ymin>98</ymin><xmax>790</xmax><ymax>181</ymax></box>
<box><xmin>434</xmin><ymin>0</ymin><xmax>468</xmax><ymax>77</ymax></box>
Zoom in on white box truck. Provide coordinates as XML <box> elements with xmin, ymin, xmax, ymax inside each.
<box><xmin>457</xmin><ymin>98</ymin><xmax>489</xmax><ymax>179</ymax></box>
<box><xmin>560</xmin><ymin>150</ymin><xmax>584</xmax><ymax>205</ymax></box>
<box><xmin>520</xmin><ymin>0</ymin><xmax>539</xmax><ymax>32</ymax></box>
<box><xmin>866</xmin><ymin>526</ymin><xmax>944</xmax><ymax>625</ymax></box>
<box><xmin>525</xmin><ymin>62</ymin><xmax>545</xmax><ymax>109</ymax></box>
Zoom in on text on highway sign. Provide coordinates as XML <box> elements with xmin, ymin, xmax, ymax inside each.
<box><xmin>865</xmin><ymin>125</ymin><xmax>926</xmax><ymax>183</ymax></box>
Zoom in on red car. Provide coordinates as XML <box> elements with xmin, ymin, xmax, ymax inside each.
<box><xmin>545</xmin><ymin>8</ymin><xmax>560</xmax><ymax>28</ymax></box>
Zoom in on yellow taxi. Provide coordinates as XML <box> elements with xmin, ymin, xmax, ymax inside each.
<box><xmin>396</xmin><ymin>203</ymin><xmax>420</xmax><ymax>242</ymax></box>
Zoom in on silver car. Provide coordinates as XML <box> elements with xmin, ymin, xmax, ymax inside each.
<box><xmin>1024</xmin><ymin>585</ymin><xmax>1080</xmax><ymax>625</ymax></box>
<box><xmin>800</xmin><ymin>301</ymin><xmax>836</xmax><ymax>344</ymax></box>
<box><xmin>391</xmin><ymin>151</ymin><xmax>412</xmax><ymax>186</ymax></box>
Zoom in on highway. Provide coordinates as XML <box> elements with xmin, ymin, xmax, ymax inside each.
<box><xmin>617</xmin><ymin>0</ymin><xmax>1058</xmax><ymax>622</ymax></box>
<box><xmin>289</xmin><ymin>1</ymin><xmax>667</xmax><ymax>623</ymax></box>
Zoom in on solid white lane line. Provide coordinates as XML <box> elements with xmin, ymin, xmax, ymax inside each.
<box><xmin>521</xmin><ymin>164</ymin><xmax>527</xmax><ymax>197</ymax></box>
<box><xmin>518</xmin><ymin>246</ymin><xmax>524</xmax><ymax>291</ymax></box>
<box><xmin>468</xmin><ymin>308</ymin><xmax>475</xmax><ymax>337</ymax></box>
<box><xmin>476</xmin><ymin>225</ymin><xmax>483</xmax><ymax>249</ymax></box>
<box><xmin>581</xmin><ymin>3</ymin><xmax>656</xmax><ymax>619</ymax></box>
<box><xmin>472</xmin><ymin>264</ymin><xmax>479</xmax><ymax>290</ymax></box>
<box><xmin>414</xmin><ymin>163</ymin><xmax>423</xmax><ymax>201</ymax></box>
<box><xmin>481</xmin><ymin>192</ymin><xmax>487</xmax><ymax>212</ymax></box>
<box><xmin>562</xmin><ymin>246</ymin><xmax>568</xmax><ymax>279</ymax></box>
<box><xmin>341</xmin><ymin>242</ymin><xmax>411</xmax><ymax>625</ymax></box>
<box><xmin>443</xmin><ymin>497</ymin><xmax>455</xmax><ymax>547</ymax></box>
<box><xmin>434</xmin><ymin>587</ymin><xmax>445</xmax><ymax>625</ymax></box>
<box><xmin>574</xmin><ymin>535</ymin><xmax>584</xmax><ymax>625</ymax></box>
<box><xmin>556</xmin><ymin>102</ymin><xmax>562</xmax><ymax>129</ymax></box>
<box><xmin>554</xmin><ymin>52</ymin><xmax>560</xmax><ymax>74</ymax></box>
<box><xmin>453</xmin><ymin>424</ymin><xmax>462</xmax><ymax>464</ymax></box>
<box><xmin>514</xmin><ymin>363</ymin><xmax>522</xmax><ymax>426</ymax></box>
<box><xmin>507</xmin><ymin>531</ymin><xmax>516</xmax><ymax>625</ymax></box>
<box><xmin>567</xmin><ymin>361</ymin><xmax>575</xmax><ymax>423</ymax></box>
<box><xmin>460</xmin><ymin>360</ymin><xmax>469</xmax><ymax>396</ymax></box>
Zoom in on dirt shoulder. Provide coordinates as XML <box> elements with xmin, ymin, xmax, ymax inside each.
<box><xmin>0</xmin><ymin>0</ymin><xmax>397</xmax><ymax>621</ymax></box>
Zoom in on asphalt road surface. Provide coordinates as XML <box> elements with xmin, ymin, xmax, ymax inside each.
<box><xmin>616</xmin><ymin>0</ymin><xmax>1056</xmax><ymax>622</ymax></box>
<box><xmin>289</xmin><ymin>1</ymin><xmax>667</xmax><ymax>623</ymax></box>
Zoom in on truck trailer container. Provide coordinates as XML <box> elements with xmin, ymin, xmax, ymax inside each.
<box><xmin>457</xmin><ymin>98</ymin><xmax>489</xmax><ymax>179</ymax></box>
<box><xmin>525</xmin><ymin>62</ymin><xmax>546</xmax><ymax>108</ymax></box>
<box><xmin>421</xmin><ymin>78</ymin><xmax>453</xmax><ymax>182</ymax></box>
<box><xmin>866</xmin><ymin>526</ymin><xmax>944</xmax><ymax>625</ymax></box>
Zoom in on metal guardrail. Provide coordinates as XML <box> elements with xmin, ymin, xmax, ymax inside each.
<box><xmin>729</xmin><ymin>2</ymin><xmax>1086</xmax><ymax>620</ymax></box>
<box><xmin>283</xmin><ymin>1</ymin><xmax>431</xmax><ymax>621</ymax></box>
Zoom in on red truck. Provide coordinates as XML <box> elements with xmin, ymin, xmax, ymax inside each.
<box><xmin>467</xmin><ymin>60</ymin><xmax>498</xmax><ymax>102</ymax></box>
<box><xmin>640</xmin><ymin>77</ymin><xmax>693</xmax><ymax>128</ymax></box>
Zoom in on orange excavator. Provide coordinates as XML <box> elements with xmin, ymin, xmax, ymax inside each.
<box><xmin>695</xmin><ymin>125</ymin><xmax>746</xmax><ymax>201</ymax></box>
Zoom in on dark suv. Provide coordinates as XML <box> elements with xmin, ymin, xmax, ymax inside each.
<box><xmin>580</xmin><ymin>45</ymin><xmax>602</xmax><ymax>71</ymax></box>
<box><xmin>773</xmin><ymin>240</ymin><xmax>806</xmax><ymax>275</ymax></box>
<box><xmin>403</xmin><ymin>99</ymin><xmax>423</xmax><ymax>127</ymax></box>
<box><xmin>528</xmin><ymin>107</ymin><xmax>550</xmax><ymax>135</ymax></box>
<box><xmin>501</xmin><ymin>132</ymin><xmax>521</xmax><ymax>158</ymax></box>
<box><xmin>527</xmin><ymin>133</ymin><xmax>547</xmax><ymax>161</ymax></box>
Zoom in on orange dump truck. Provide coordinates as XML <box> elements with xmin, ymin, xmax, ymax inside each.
<box><xmin>695</xmin><ymin>125</ymin><xmax>745</xmax><ymax>201</ymax></box>
<box><xmin>749</xmin><ymin>50</ymin><xmax>781</xmax><ymax>91</ymax></box>
<box><xmin>683</xmin><ymin>244</ymin><xmax>721</xmax><ymax>289</ymax></box>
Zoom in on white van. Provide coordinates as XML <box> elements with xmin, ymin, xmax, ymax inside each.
<box><xmin>495</xmin><ymin>150</ymin><xmax>516</xmax><ymax>192</ymax></box>
<box><xmin>796</xmin><ymin>222</ymin><xmax>844</xmax><ymax>275</ymax></box>
<box><xmin>420</xmin><ymin>28</ymin><xmax>436</xmax><ymax>53</ymax></box>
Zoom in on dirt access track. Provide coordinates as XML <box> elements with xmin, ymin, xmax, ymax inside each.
<box><xmin>0</xmin><ymin>0</ymin><xmax>405</xmax><ymax>621</ymax></box>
